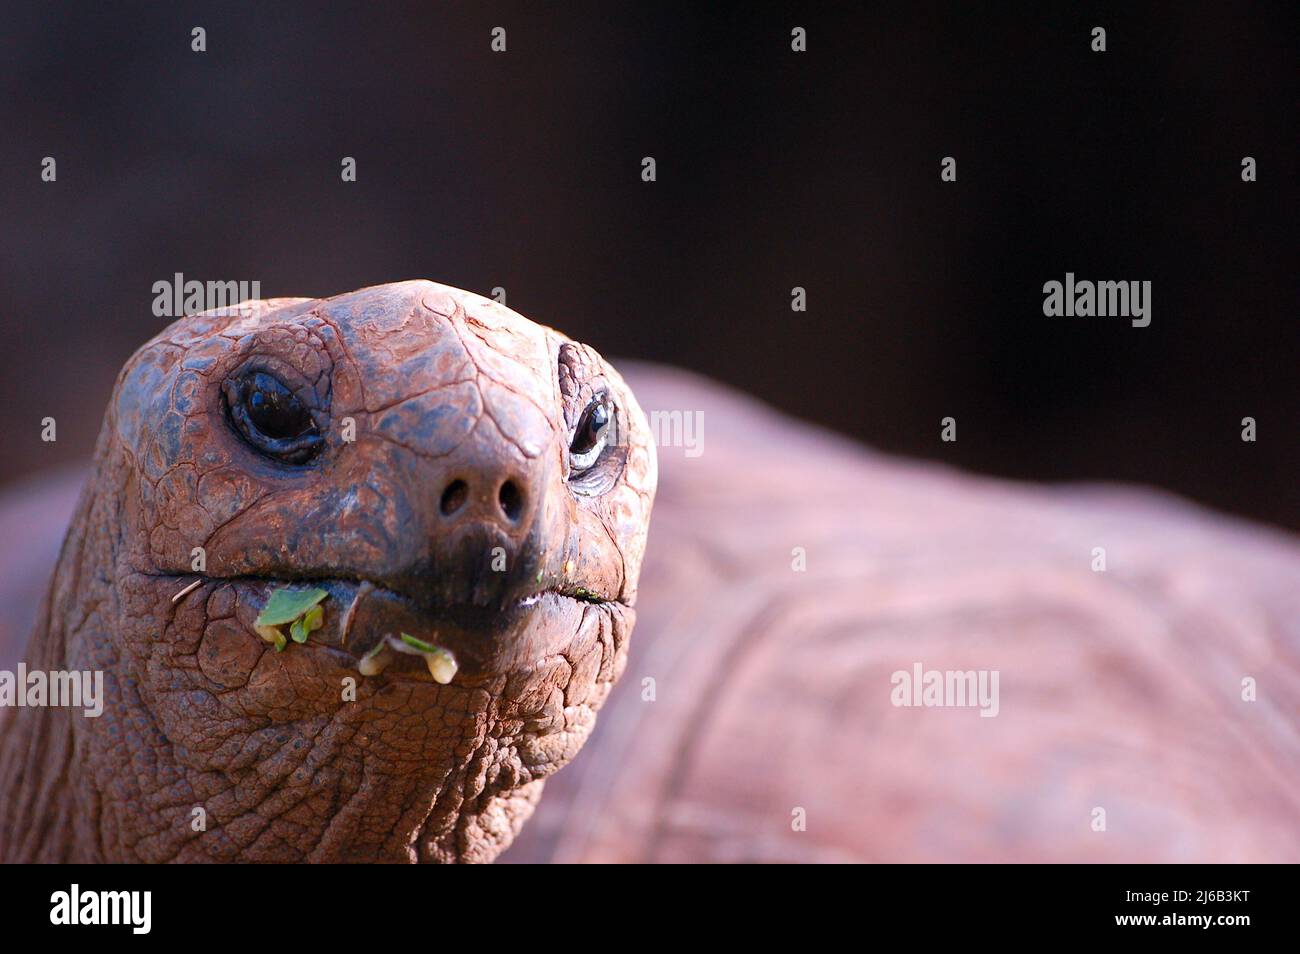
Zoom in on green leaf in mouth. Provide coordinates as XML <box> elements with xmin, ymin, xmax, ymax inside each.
<box><xmin>400</xmin><ymin>634</ymin><xmax>458</xmax><ymax>683</ymax></box>
<box><xmin>255</xmin><ymin>624</ymin><xmax>287</xmax><ymax>652</ymax></box>
<box><xmin>399</xmin><ymin>632</ymin><xmax>438</xmax><ymax>653</ymax></box>
<box><xmin>290</xmin><ymin>604</ymin><xmax>325</xmax><ymax>643</ymax></box>
<box><xmin>255</xmin><ymin>587</ymin><xmax>329</xmax><ymax>650</ymax></box>
<box><xmin>256</xmin><ymin>587</ymin><xmax>329</xmax><ymax>627</ymax></box>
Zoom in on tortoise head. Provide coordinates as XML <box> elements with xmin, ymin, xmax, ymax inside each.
<box><xmin>20</xmin><ymin>280</ymin><xmax>656</xmax><ymax>862</ymax></box>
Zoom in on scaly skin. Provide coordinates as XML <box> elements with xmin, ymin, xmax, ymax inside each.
<box><xmin>0</xmin><ymin>280</ymin><xmax>656</xmax><ymax>862</ymax></box>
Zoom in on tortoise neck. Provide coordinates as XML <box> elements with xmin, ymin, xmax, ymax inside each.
<box><xmin>0</xmin><ymin>699</ymin><xmax>85</xmax><ymax>861</ymax></box>
<box><xmin>0</xmin><ymin>482</ymin><xmax>102</xmax><ymax>862</ymax></box>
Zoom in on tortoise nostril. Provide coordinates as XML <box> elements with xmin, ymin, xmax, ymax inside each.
<box><xmin>440</xmin><ymin>479</ymin><xmax>468</xmax><ymax>516</ymax></box>
<box><xmin>498</xmin><ymin>479</ymin><xmax>524</xmax><ymax>522</ymax></box>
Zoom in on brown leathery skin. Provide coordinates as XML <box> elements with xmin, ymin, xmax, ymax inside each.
<box><xmin>0</xmin><ymin>280</ymin><xmax>656</xmax><ymax>862</ymax></box>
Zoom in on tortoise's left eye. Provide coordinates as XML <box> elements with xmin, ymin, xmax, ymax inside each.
<box><xmin>223</xmin><ymin>371</ymin><xmax>322</xmax><ymax>464</ymax></box>
<box><xmin>569</xmin><ymin>393</ymin><xmax>612</xmax><ymax>473</ymax></box>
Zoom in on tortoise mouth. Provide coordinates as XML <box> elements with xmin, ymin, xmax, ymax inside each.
<box><xmin>156</xmin><ymin>571</ymin><xmax>616</xmax><ymax>681</ymax></box>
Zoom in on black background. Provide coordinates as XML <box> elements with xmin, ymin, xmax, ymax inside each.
<box><xmin>8</xmin><ymin>864</ymin><xmax>1282</xmax><ymax>937</ymax></box>
<box><xmin>1</xmin><ymin>2</ymin><xmax>1295</xmax><ymax>527</ymax></box>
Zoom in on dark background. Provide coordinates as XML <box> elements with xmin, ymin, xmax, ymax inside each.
<box><xmin>1</xmin><ymin>2</ymin><xmax>1296</xmax><ymax>527</ymax></box>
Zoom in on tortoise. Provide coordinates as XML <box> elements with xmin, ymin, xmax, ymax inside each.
<box><xmin>0</xmin><ymin>280</ymin><xmax>655</xmax><ymax>862</ymax></box>
<box><xmin>1</xmin><ymin>281</ymin><xmax>1297</xmax><ymax>863</ymax></box>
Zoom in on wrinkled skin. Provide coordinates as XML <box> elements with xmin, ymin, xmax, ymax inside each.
<box><xmin>0</xmin><ymin>280</ymin><xmax>656</xmax><ymax>862</ymax></box>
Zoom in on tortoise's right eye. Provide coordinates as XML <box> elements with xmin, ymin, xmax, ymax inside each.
<box><xmin>223</xmin><ymin>371</ymin><xmax>322</xmax><ymax>464</ymax></box>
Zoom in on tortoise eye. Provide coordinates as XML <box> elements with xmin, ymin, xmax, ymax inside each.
<box><xmin>569</xmin><ymin>393</ymin><xmax>612</xmax><ymax>473</ymax></box>
<box><xmin>224</xmin><ymin>371</ymin><xmax>322</xmax><ymax>464</ymax></box>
